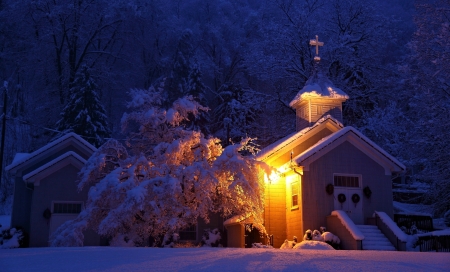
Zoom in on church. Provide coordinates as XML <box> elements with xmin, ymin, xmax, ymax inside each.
<box><xmin>7</xmin><ymin>36</ymin><xmax>406</xmax><ymax>250</ymax></box>
<box><xmin>225</xmin><ymin>36</ymin><xmax>405</xmax><ymax>249</ymax></box>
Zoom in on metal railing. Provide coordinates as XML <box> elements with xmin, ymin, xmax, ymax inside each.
<box><xmin>394</xmin><ymin>214</ymin><xmax>433</xmax><ymax>234</ymax></box>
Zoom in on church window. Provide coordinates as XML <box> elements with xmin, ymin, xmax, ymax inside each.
<box><xmin>52</xmin><ymin>202</ymin><xmax>83</xmax><ymax>214</ymax></box>
<box><xmin>291</xmin><ymin>181</ymin><xmax>299</xmax><ymax>208</ymax></box>
<box><xmin>333</xmin><ymin>174</ymin><xmax>360</xmax><ymax>187</ymax></box>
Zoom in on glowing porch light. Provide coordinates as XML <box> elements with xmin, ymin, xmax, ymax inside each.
<box><xmin>264</xmin><ymin>171</ymin><xmax>281</xmax><ymax>184</ymax></box>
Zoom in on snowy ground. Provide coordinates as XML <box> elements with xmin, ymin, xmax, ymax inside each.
<box><xmin>1</xmin><ymin>247</ymin><xmax>449</xmax><ymax>271</ymax></box>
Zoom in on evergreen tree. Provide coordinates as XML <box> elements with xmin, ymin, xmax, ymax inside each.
<box><xmin>55</xmin><ymin>65</ymin><xmax>111</xmax><ymax>147</ymax></box>
<box><xmin>212</xmin><ymin>84</ymin><xmax>262</xmax><ymax>146</ymax></box>
<box><xmin>185</xmin><ymin>62</ymin><xmax>210</xmax><ymax>134</ymax></box>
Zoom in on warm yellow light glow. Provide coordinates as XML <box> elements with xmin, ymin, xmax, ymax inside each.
<box><xmin>264</xmin><ymin>171</ymin><xmax>281</xmax><ymax>184</ymax></box>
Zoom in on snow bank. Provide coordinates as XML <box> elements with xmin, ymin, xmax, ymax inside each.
<box><xmin>331</xmin><ymin>210</ymin><xmax>365</xmax><ymax>240</ymax></box>
<box><xmin>416</xmin><ymin>229</ymin><xmax>450</xmax><ymax>237</ymax></box>
<box><xmin>293</xmin><ymin>240</ymin><xmax>335</xmax><ymax>250</ymax></box>
<box><xmin>1</xmin><ymin>247</ymin><xmax>449</xmax><ymax>271</ymax></box>
<box><xmin>374</xmin><ymin>211</ymin><xmax>408</xmax><ymax>242</ymax></box>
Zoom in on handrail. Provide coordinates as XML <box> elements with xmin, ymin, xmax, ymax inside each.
<box><xmin>331</xmin><ymin>210</ymin><xmax>365</xmax><ymax>240</ymax></box>
<box><xmin>374</xmin><ymin>211</ymin><xmax>407</xmax><ymax>251</ymax></box>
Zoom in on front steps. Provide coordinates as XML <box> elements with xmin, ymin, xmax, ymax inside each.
<box><xmin>357</xmin><ymin>225</ymin><xmax>396</xmax><ymax>251</ymax></box>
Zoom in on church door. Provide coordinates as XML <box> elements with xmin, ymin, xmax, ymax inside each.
<box><xmin>333</xmin><ymin>175</ymin><xmax>363</xmax><ymax>224</ymax></box>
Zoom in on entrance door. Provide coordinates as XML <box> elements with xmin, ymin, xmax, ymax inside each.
<box><xmin>244</xmin><ymin>224</ymin><xmax>264</xmax><ymax>248</ymax></box>
<box><xmin>48</xmin><ymin>202</ymin><xmax>83</xmax><ymax>245</ymax></box>
<box><xmin>334</xmin><ymin>187</ymin><xmax>363</xmax><ymax>224</ymax></box>
<box><xmin>333</xmin><ymin>174</ymin><xmax>363</xmax><ymax>224</ymax></box>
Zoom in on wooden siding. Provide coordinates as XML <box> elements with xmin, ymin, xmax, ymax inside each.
<box><xmin>285</xmin><ymin>174</ymin><xmax>303</xmax><ymax>242</ymax></box>
<box><xmin>326</xmin><ymin>215</ymin><xmax>362</xmax><ymax>250</ymax></box>
<box><xmin>264</xmin><ymin>177</ymin><xmax>286</xmax><ymax>248</ymax></box>
<box><xmin>295</xmin><ymin>99</ymin><xmax>344</xmax><ymax>132</ymax></box>
<box><xmin>29</xmin><ymin>164</ymin><xmax>96</xmax><ymax>247</ymax></box>
<box><xmin>226</xmin><ymin>224</ymin><xmax>244</xmax><ymax>248</ymax></box>
<box><xmin>10</xmin><ymin>177</ymin><xmax>33</xmax><ymax>237</ymax></box>
<box><xmin>302</xmin><ymin>141</ymin><xmax>394</xmax><ymax>233</ymax></box>
<box><xmin>296</xmin><ymin>106</ymin><xmax>309</xmax><ymax>132</ymax></box>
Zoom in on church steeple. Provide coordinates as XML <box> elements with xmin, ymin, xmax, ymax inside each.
<box><xmin>289</xmin><ymin>35</ymin><xmax>349</xmax><ymax>131</ymax></box>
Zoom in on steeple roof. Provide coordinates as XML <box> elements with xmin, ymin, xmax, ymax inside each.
<box><xmin>289</xmin><ymin>71</ymin><xmax>349</xmax><ymax>108</ymax></box>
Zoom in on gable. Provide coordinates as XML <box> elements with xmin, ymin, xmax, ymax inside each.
<box><xmin>6</xmin><ymin>133</ymin><xmax>96</xmax><ymax>176</ymax></box>
<box><xmin>294</xmin><ymin>127</ymin><xmax>405</xmax><ymax>174</ymax></box>
<box><xmin>23</xmin><ymin>151</ymin><xmax>86</xmax><ymax>186</ymax></box>
<box><xmin>256</xmin><ymin>115</ymin><xmax>343</xmax><ymax>168</ymax></box>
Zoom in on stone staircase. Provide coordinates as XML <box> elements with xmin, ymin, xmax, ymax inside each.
<box><xmin>357</xmin><ymin>225</ymin><xmax>396</xmax><ymax>251</ymax></box>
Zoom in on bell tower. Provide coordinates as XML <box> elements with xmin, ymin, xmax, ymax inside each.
<box><xmin>289</xmin><ymin>36</ymin><xmax>349</xmax><ymax>131</ymax></box>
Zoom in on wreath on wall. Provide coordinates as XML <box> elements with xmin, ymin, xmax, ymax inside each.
<box><xmin>337</xmin><ymin>193</ymin><xmax>346</xmax><ymax>203</ymax></box>
<box><xmin>43</xmin><ymin>208</ymin><xmax>51</xmax><ymax>219</ymax></box>
<box><xmin>352</xmin><ymin>193</ymin><xmax>360</xmax><ymax>204</ymax></box>
<box><xmin>363</xmin><ymin>186</ymin><xmax>372</xmax><ymax>198</ymax></box>
<box><xmin>326</xmin><ymin>184</ymin><xmax>334</xmax><ymax>195</ymax></box>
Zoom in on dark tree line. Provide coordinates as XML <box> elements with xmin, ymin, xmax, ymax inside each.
<box><xmin>0</xmin><ymin>0</ymin><xmax>448</xmax><ymax>216</ymax></box>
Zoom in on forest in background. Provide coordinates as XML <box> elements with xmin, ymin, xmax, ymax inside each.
<box><xmin>0</xmin><ymin>0</ymin><xmax>448</xmax><ymax>217</ymax></box>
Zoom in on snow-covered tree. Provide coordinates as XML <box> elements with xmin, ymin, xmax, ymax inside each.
<box><xmin>50</xmin><ymin>83</ymin><xmax>270</xmax><ymax>247</ymax></box>
<box><xmin>211</xmin><ymin>84</ymin><xmax>262</xmax><ymax>146</ymax></box>
<box><xmin>401</xmin><ymin>0</ymin><xmax>450</xmax><ymax>216</ymax></box>
<box><xmin>184</xmin><ymin>62</ymin><xmax>210</xmax><ymax>134</ymax></box>
<box><xmin>55</xmin><ymin>65</ymin><xmax>111</xmax><ymax>147</ymax></box>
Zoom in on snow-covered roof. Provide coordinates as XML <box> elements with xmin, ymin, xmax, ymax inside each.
<box><xmin>22</xmin><ymin>151</ymin><xmax>87</xmax><ymax>185</ymax></box>
<box><xmin>6</xmin><ymin>132</ymin><xmax>96</xmax><ymax>173</ymax></box>
<box><xmin>11</xmin><ymin>153</ymin><xmax>30</xmax><ymax>165</ymax></box>
<box><xmin>289</xmin><ymin>71</ymin><xmax>349</xmax><ymax>107</ymax></box>
<box><xmin>293</xmin><ymin>126</ymin><xmax>405</xmax><ymax>173</ymax></box>
<box><xmin>223</xmin><ymin>214</ymin><xmax>252</xmax><ymax>226</ymax></box>
<box><xmin>256</xmin><ymin>115</ymin><xmax>343</xmax><ymax>162</ymax></box>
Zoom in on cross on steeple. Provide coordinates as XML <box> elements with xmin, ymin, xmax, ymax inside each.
<box><xmin>309</xmin><ymin>35</ymin><xmax>324</xmax><ymax>62</ymax></box>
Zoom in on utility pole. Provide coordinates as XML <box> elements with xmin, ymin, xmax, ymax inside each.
<box><xmin>0</xmin><ymin>81</ymin><xmax>8</xmax><ymax>187</ymax></box>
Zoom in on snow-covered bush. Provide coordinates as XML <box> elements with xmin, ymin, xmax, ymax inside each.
<box><xmin>252</xmin><ymin>242</ymin><xmax>273</xmax><ymax>248</ymax></box>
<box><xmin>293</xmin><ymin>241</ymin><xmax>335</xmax><ymax>250</ymax></box>
<box><xmin>303</xmin><ymin>229</ymin><xmax>312</xmax><ymax>241</ymax></box>
<box><xmin>1</xmin><ymin>227</ymin><xmax>24</xmax><ymax>249</ymax></box>
<box><xmin>280</xmin><ymin>239</ymin><xmax>295</xmax><ymax>249</ymax></box>
<box><xmin>50</xmin><ymin>84</ymin><xmax>271</xmax><ymax>247</ymax></box>
<box><xmin>321</xmin><ymin>232</ymin><xmax>341</xmax><ymax>249</ymax></box>
<box><xmin>444</xmin><ymin>210</ymin><xmax>450</xmax><ymax>227</ymax></box>
<box><xmin>162</xmin><ymin>233</ymin><xmax>180</xmax><ymax>248</ymax></box>
<box><xmin>201</xmin><ymin>228</ymin><xmax>221</xmax><ymax>247</ymax></box>
<box><xmin>312</xmin><ymin>230</ymin><xmax>323</xmax><ymax>241</ymax></box>
<box><xmin>301</xmin><ymin>228</ymin><xmax>340</xmax><ymax>249</ymax></box>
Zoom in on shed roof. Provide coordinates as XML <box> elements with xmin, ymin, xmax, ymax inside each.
<box><xmin>23</xmin><ymin>151</ymin><xmax>87</xmax><ymax>185</ymax></box>
<box><xmin>6</xmin><ymin>132</ymin><xmax>96</xmax><ymax>174</ymax></box>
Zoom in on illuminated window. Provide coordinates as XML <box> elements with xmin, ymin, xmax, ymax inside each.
<box><xmin>291</xmin><ymin>181</ymin><xmax>299</xmax><ymax>208</ymax></box>
<box><xmin>333</xmin><ymin>174</ymin><xmax>360</xmax><ymax>188</ymax></box>
<box><xmin>179</xmin><ymin>225</ymin><xmax>197</xmax><ymax>241</ymax></box>
<box><xmin>53</xmin><ymin>202</ymin><xmax>83</xmax><ymax>214</ymax></box>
